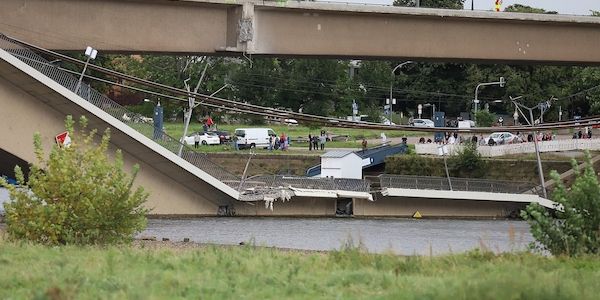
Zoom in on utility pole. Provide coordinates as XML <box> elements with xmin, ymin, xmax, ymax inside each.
<box><xmin>510</xmin><ymin>96</ymin><xmax>547</xmax><ymax>199</ymax></box>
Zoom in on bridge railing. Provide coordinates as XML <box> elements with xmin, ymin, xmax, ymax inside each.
<box><xmin>0</xmin><ymin>35</ymin><xmax>240</xmax><ymax>184</ymax></box>
<box><xmin>379</xmin><ymin>174</ymin><xmax>541</xmax><ymax>195</ymax></box>
<box><xmin>415</xmin><ymin>139</ymin><xmax>600</xmax><ymax>157</ymax></box>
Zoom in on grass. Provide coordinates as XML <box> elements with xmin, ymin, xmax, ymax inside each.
<box><xmin>163</xmin><ymin>122</ymin><xmax>422</xmax><ymax>141</ymax></box>
<box><xmin>0</xmin><ymin>235</ymin><xmax>599</xmax><ymax>299</ymax></box>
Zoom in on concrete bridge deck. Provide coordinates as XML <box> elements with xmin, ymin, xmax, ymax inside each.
<box><xmin>1</xmin><ymin>0</ymin><xmax>600</xmax><ymax>63</ymax></box>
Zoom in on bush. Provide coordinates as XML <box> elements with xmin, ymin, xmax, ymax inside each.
<box><xmin>449</xmin><ymin>142</ymin><xmax>486</xmax><ymax>177</ymax></box>
<box><xmin>0</xmin><ymin>116</ymin><xmax>149</xmax><ymax>245</ymax></box>
<box><xmin>521</xmin><ymin>151</ymin><xmax>600</xmax><ymax>256</ymax></box>
<box><xmin>474</xmin><ymin>110</ymin><xmax>496</xmax><ymax>127</ymax></box>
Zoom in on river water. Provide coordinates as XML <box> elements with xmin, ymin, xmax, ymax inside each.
<box><xmin>142</xmin><ymin>218</ymin><xmax>533</xmax><ymax>255</ymax></box>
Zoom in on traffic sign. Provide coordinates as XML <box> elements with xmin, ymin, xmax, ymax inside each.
<box><xmin>55</xmin><ymin>131</ymin><xmax>71</xmax><ymax>148</ymax></box>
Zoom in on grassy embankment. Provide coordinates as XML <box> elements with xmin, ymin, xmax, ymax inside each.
<box><xmin>162</xmin><ymin>122</ymin><xmax>420</xmax><ymax>152</ymax></box>
<box><xmin>1</xmin><ymin>236</ymin><xmax>599</xmax><ymax>299</ymax></box>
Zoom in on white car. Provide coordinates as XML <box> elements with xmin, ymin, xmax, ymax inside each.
<box><xmin>411</xmin><ymin>119</ymin><xmax>435</xmax><ymax>128</ymax></box>
<box><xmin>483</xmin><ymin>132</ymin><xmax>519</xmax><ymax>145</ymax></box>
<box><xmin>283</xmin><ymin>118</ymin><xmax>298</xmax><ymax>126</ymax></box>
<box><xmin>182</xmin><ymin>132</ymin><xmax>221</xmax><ymax>146</ymax></box>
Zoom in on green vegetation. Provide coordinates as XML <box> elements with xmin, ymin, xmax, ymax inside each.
<box><xmin>448</xmin><ymin>142</ymin><xmax>485</xmax><ymax>177</ymax></box>
<box><xmin>0</xmin><ymin>239</ymin><xmax>599</xmax><ymax>299</ymax></box>
<box><xmin>0</xmin><ymin>116</ymin><xmax>148</xmax><ymax>245</ymax></box>
<box><xmin>473</xmin><ymin>110</ymin><xmax>497</xmax><ymax>127</ymax></box>
<box><xmin>522</xmin><ymin>152</ymin><xmax>600</xmax><ymax>256</ymax></box>
<box><xmin>385</xmin><ymin>155</ymin><xmax>572</xmax><ymax>182</ymax></box>
<box><xmin>164</xmin><ymin>122</ymin><xmax>421</xmax><ymax>139</ymax></box>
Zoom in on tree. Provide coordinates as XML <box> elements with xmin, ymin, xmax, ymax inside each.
<box><xmin>449</xmin><ymin>142</ymin><xmax>485</xmax><ymax>177</ymax></box>
<box><xmin>504</xmin><ymin>4</ymin><xmax>557</xmax><ymax>14</ymax></box>
<box><xmin>522</xmin><ymin>152</ymin><xmax>600</xmax><ymax>256</ymax></box>
<box><xmin>0</xmin><ymin>116</ymin><xmax>149</xmax><ymax>245</ymax></box>
<box><xmin>473</xmin><ymin>110</ymin><xmax>496</xmax><ymax>127</ymax></box>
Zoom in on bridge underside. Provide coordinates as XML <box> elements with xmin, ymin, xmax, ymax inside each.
<box><xmin>1</xmin><ymin>0</ymin><xmax>600</xmax><ymax>64</ymax></box>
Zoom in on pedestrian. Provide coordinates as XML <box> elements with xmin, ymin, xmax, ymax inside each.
<box><xmin>308</xmin><ymin>134</ymin><xmax>313</xmax><ymax>151</ymax></box>
<box><xmin>361</xmin><ymin>138</ymin><xmax>368</xmax><ymax>153</ymax></box>
<box><xmin>232</xmin><ymin>134</ymin><xmax>239</xmax><ymax>151</ymax></box>
<box><xmin>194</xmin><ymin>132</ymin><xmax>201</xmax><ymax>148</ymax></box>
<box><xmin>380</xmin><ymin>132</ymin><xmax>387</xmax><ymax>144</ymax></box>
<box><xmin>448</xmin><ymin>134</ymin><xmax>456</xmax><ymax>145</ymax></box>
<box><xmin>319</xmin><ymin>134</ymin><xmax>326</xmax><ymax>150</ymax></box>
<box><xmin>312</xmin><ymin>135</ymin><xmax>318</xmax><ymax>150</ymax></box>
<box><xmin>268</xmin><ymin>135</ymin><xmax>273</xmax><ymax>151</ymax></box>
<box><xmin>206</xmin><ymin>116</ymin><xmax>214</xmax><ymax>130</ymax></box>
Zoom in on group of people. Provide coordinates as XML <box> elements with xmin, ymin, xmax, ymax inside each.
<box><xmin>268</xmin><ymin>134</ymin><xmax>291</xmax><ymax>151</ymax></box>
<box><xmin>573</xmin><ymin>127</ymin><xmax>593</xmax><ymax>139</ymax></box>
<box><xmin>308</xmin><ymin>130</ymin><xmax>328</xmax><ymax>151</ymax></box>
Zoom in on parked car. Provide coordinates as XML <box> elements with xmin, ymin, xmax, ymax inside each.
<box><xmin>208</xmin><ymin>130</ymin><xmax>231</xmax><ymax>144</ymax></box>
<box><xmin>411</xmin><ymin>119</ymin><xmax>435</xmax><ymax>128</ymax></box>
<box><xmin>483</xmin><ymin>132</ymin><xmax>519</xmax><ymax>145</ymax></box>
<box><xmin>182</xmin><ymin>132</ymin><xmax>221</xmax><ymax>146</ymax></box>
<box><xmin>283</xmin><ymin>119</ymin><xmax>298</xmax><ymax>126</ymax></box>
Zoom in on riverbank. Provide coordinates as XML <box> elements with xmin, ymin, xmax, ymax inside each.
<box><xmin>0</xmin><ymin>238</ymin><xmax>598</xmax><ymax>299</ymax></box>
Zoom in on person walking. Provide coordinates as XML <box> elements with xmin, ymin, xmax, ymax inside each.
<box><xmin>194</xmin><ymin>132</ymin><xmax>201</xmax><ymax>148</ymax></box>
<box><xmin>361</xmin><ymin>138</ymin><xmax>368</xmax><ymax>153</ymax></box>
<box><xmin>319</xmin><ymin>134</ymin><xmax>326</xmax><ymax>151</ymax></box>
<box><xmin>308</xmin><ymin>134</ymin><xmax>313</xmax><ymax>151</ymax></box>
<box><xmin>268</xmin><ymin>135</ymin><xmax>273</xmax><ymax>151</ymax></box>
<box><xmin>232</xmin><ymin>134</ymin><xmax>239</xmax><ymax>151</ymax></box>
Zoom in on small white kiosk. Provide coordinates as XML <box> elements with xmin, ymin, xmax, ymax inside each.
<box><xmin>320</xmin><ymin>150</ymin><xmax>371</xmax><ymax>179</ymax></box>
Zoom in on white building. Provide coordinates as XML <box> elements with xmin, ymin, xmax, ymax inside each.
<box><xmin>320</xmin><ymin>150</ymin><xmax>370</xmax><ymax>179</ymax></box>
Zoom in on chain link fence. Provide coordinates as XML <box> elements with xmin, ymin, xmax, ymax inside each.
<box><xmin>379</xmin><ymin>174</ymin><xmax>541</xmax><ymax>195</ymax></box>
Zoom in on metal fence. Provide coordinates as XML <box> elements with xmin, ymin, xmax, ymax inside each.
<box><xmin>240</xmin><ymin>175</ymin><xmax>370</xmax><ymax>192</ymax></box>
<box><xmin>416</xmin><ymin>139</ymin><xmax>600</xmax><ymax>157</ymax></box>
<box><xmin>379</xmin><ymin>174</ymin><xmax>541</xmax><ymax>195</ymax></box>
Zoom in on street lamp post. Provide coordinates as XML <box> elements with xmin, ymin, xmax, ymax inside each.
<box><xmin>75</xmin><ymin>46</ymin><xmax>98</xmax><ymax>94</ymax></box>
<box><xmin>510</xmin><ymin>96</ymin><xmax>547</xmax><ymax>199</ymax></box>
<box><xmin>390</xmin><ymin>61</ymin><xmax>412</xmax><ymax>123</ymax></box>
<box><xmin>474</xmin><ymin>77</ymin><xmax>505</xmax><ymax>119</ymax></box>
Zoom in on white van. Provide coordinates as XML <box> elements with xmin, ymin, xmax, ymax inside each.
<box><xmin>235</xmin><ymin>128</ymin><xmax>277</xmax><ymax>149</ymax></box>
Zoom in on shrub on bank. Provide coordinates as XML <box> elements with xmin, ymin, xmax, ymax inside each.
<box><xmin>522</xmin><ymin>151</ymin><xmax>600</xmax><ymax>256</ymax></box>
<box><xmin>0</xmin><ymin>116</ymin><xmax>149</xmax><ymax>245</ymax></box>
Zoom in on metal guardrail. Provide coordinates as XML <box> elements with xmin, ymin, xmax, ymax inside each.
<box><xmin>379</xmin><ymin>174</ymin><xmax>541</xmax><ymax>195</ymax></box>
<box><xmin>240</xmin><ymin>175</ymin><xmax>370</xmax><ymax>192</ymax></box>
<box><xmin>415</xmin><ymin>139</ymin><xmax>600</xmax><ymax>157</ymax></box>
<box><xmin>0</xmin><ymin>35</ymin><xmax>371</xmax><ymax>198</ymax></box>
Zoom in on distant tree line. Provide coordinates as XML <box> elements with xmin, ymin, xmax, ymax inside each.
<box><xmin>91</xmin><ymin>2</ymin><xmax>600</xmax><ymax>123</ymax></box>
